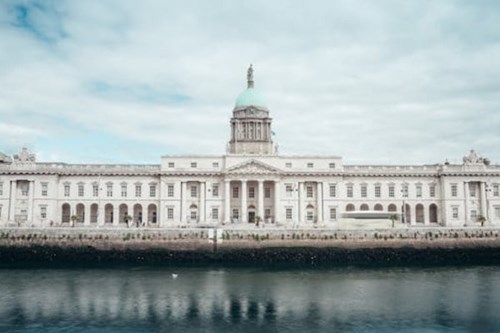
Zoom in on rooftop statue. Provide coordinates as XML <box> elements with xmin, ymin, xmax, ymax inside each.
<box><xmin>463</xmin><ymin>149</ymin><xmax>490</xmax><ymax>165</ymax></box>
<box><xmin>247</xmin><ymin>64</ymin><xmax>254</xmax><ymax>88</ymax></box>
<box><xmin>13</xmin><ymin>147</ymin><xmax>36</xmax><ymax>163</ymax></box>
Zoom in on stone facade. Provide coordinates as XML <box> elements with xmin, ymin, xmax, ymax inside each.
<box><xmin>1</xmin><ymin>67</ymin><xmax>500</xmax><ymax>228</ymax></box>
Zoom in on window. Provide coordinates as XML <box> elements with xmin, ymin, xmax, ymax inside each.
<box><xmin>190</xmin><ymin>210</ymin><xmax>197</xmax><ymax>220</ymax></box>
<box><xmin>307</xmin><ymin>186</ymin><xmax>313</xmax><ymax>198</ymax></box>
<box><xmin>347</xmin><ymin>184</ymin><xmax>353</xmax><ymax>198</ymax></box>
<box><xmin>190</xmin><ymin>185</ymin><xmax>197</xmax><ymax>198</ymax></box>
<box><xmin>168</xmin><ymin>162</ymin><xmax>175</xmax><ymax>168</ymax></box>
<box><xmin>106</xmin><ymin>184</ymin><xmax>113</xmax><ymax>197</ymax></box>
<box><xmin>429</xmin><ymin>184</ymin><xmax>436</xmax><ymax>198</ymax></box>
<box><xmin>265</xmin><ymin>208</ymin><xmax>271</xmax><ymax>219</ymax></box>
<box><xmin>21</xmin><ymin>184</ymin><xmax>28</xmax><ymax>196</ymax></box>
<box><xmin>78</xmin><ymin>184</ymin><xmax>84</xmax><ymax>197</ymax></box>
<box><xmin>0</xmin><ymin>182</ymin><xmax>2</xmax><ymax>196</ymax></box>
<box><xmin>286</xmin><ymin>184</ymin><xmax>293</xmax><ymax>197</ymax></box>
<box><xmin>389</xmin><ymin>185</ymin><xmax>395</xmax><ymax>198</ymax></box>
<box><xmin>40</xmin><ymin>206</ymin><xmax>47</xmax><ymax>219</ymax></box>
<box><xmin>167</xmin><ymin>184</ymin><xmax>174</xmax><ymax>197</ymax></box>
<box><xmin>0</xmin><ymin>205</ymin><xmax>2</xmax><ymax>218</ymax></box>
<box><xmin>64</xmin><ymin>184</ymin><xmax>70</xmax><ymax>197</ymax></box>
<box><xmin>470</xmin><ymin>184</ymin><xmax>476</xmax><ymax>197</ymax></box>
<box><xmin>150</xmin><ymin>185</ymin><xmax>156</xmax><ymax>197</ymax></box>
<box><xmin>402</xmin><ymin>184</ymin><xmax>409</xmax><ymax>198</ymax></box>
<box><xmin>330</xmin><ymin>208</ymin><xmax>337</xmax><ymax>220</ymax></box>
<box><xmin>249</xmin><ymin>187</ymin><xmax>255</xmax><ymax>199</ymax></box>
<box><xmin>233</xmin><ymin>186</ymin><xmax>239</xmax><ymax>198</ymax></box>
<box><xmin>307</xmin><ymin>163</ymin><xmax>314</xmax><ymax>168</ymax></box>
<box><xmin>307</xmin><ymin>210</ymin><xmax>314</xmax><ymax>221</ymax></box>
<box><xmin>232</xmin><ymin>208</ymin><xmax>239</xmax><ymax>220</ymax></box>
<box><xmin>285</xmin><ymin>162</ymin><xmax>292</xmax><ymax>168</ymax></box>
<box><xmin>212</xmin><ymin>208</ymin><xmax>219</xmax><ymax>220</ymax></box>
<box><xmin>191</xmin><ymin>162</ymin><xmax>197</xmax><ymax>168</ymax></box>
<box><xmin>135</xmin><ymin>185</ymin><xmax>142</xmax><ymax>197</ymax></box>
<box><xmin>493</xmin><ymin>184</ymin><xmax>499</xmax><ymax>197</ymax></box>
<box><xmin>167</xmin><ymin>207</ymin><xmax>174</xmax><ymax>220</ymax></box>
<box><xmin>452</xmin><ymin>207</ymin><xmax>459</xmax><ymax>219</ymax></box>
<box><xmin>212</xmin><ymin>162</ymin><xmax>219</xmax><ymax>168</ymax></box>
<box><xmin>361</xmin><ymin>185</ymin><xmax>367</xmax><ymax>198</ymax></box>
<box><xmin>495</xmin><ymin>206</ymin><xmax>500</xmax><ymax>219</ymax></box>
<box><xmin>470</xmin><ymin>209</ymin><xmax>477</xmax><ymax>221</ymax></box>
<box><xmin>286</xmin><ymin>208</ymin><xmax>293</xmax><ymax>220</ymax></box>
<box><xmin>329</xmin><ymin>162</ymin><xmax>336</xmax><ymax>169</ymax></box>
<box><xmin>416</xmin><ymin>184</ymin><xmax>422</xmax><ymax>198</ymax></box>
<box><xmin>375</xmin><ymin>185</ymin><xmax>381</xmax><ymax>198</ymax></box>
<box><xmin>265</xmin><ymin>187</ymin><xmax>271</xmax><ymax>198</ymax></box>
<box><xmin>93</xmin><ymin>184</ymin><xmax>99</xmax><ymax>197</ymax></box>
<box><xmin>451</xmin><ymin>184</ymin><xmax>458</xmax><ymax>197</ymax></box>
<box><xmin>119</xmin><ymin>185</ymin><xmax>126</xmax><ymax>197</ymax></box>
<box><xmin>329</xmin><ymin>184</ymin><xmax>336</xmax><ymax>198</ymax></box>
<box><xmin>41</xmin><ymin>183</ymin><xmax>48</xmax><ymax>196</ymax></box>
<box><xmin>212</xmin><ymin>184</ymin><xmax>219</xmax><ymax>197</ymax></box>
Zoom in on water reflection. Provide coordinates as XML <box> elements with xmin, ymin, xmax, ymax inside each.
<box><xmin>0</xmin><ymin>266</ymin><xmax>500</xmax><ymax>332</ymax></box>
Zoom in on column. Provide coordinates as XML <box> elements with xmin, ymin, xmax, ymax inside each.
<box><xmin>480</xmin><ymin>181</ymin><xmax>487</xmax><ymax>220</ymax></box>
<box><xmin>298</xmin><ymin>182</ymin><xmax>304</xmax><ymax>225</ymax></box>
<box><xmin>181</xmin><ymin>182</ymin><xmax>187</xmax><ymax>223</ymax></box>
<box><xmin>316</xmin><ymin>182</ymin><xmax>323</xmax><ymax>224</ymax></box>
<box><xmin>464</xmin><ymin>182</ymin><xmax>469</xmax><ymax>225</ymax></box>
<box><xmin>274</xmin><ymin>180</ymin><xmax>280</xmax><ymax>224</ymax></box>
<box><xmin>113</xmin><ymin>205</ymin><xmax>119</xmax><ymax>227</ymax></box>
<box><xmin>424</xmin><ymin>205</ymin><xmax>429</xmax><ymax>225</ymax></box>
<box><xmin>8</xmin><ymin>180</ymin><xmax>16</xmax><ymax>221</ymax></box>
<box><xmin>200</xmin><ymin>181</ymin><xmax>206</xmax><ymax>223</ymax></box>
<box><xmin>241</xmin><ymin>180</ymin><xmax>247</xmax><ymax>223</ymax></box>
<box><xmin>84</xmin><ymin>204</ymin><xmax>91</xmax><ymax>226</ymax></box>
<box><xmin>98</xmin><ymin>204</ymin><xmax>105</xmax><ymax>226</ymax></box>
<box><xmin>258</xmin><ymin>180</ymin><xmax>264</xmax><ymax>223</ymax></box>
<box><xmin>410</xmin><ymin>204</ymin><xmax>416</xmax><ymax>226</ymax></box>
<box><xmin>27</xmin><ymin>180</ymin><xmax>35</xmax><ymax>225</ymax></box>
<box><xmin>224</xmin><ymin>180</ymin><xmax>231</xmax><ymax>223</ymax></box>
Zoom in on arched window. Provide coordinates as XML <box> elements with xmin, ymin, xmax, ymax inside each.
<box><xmin>429</xmin><ymin>204</ymin><xmax>438</xmax><ymax>223</ymax></box>
<box><xmin>374</xmin><ymin>204</ymin><xmax>383</xmax><ymax>211</ymax></box>
<box><xmin>346</xmin><ymin>203</ymin><xmax>355</xmax><ymax>211</ymax></box>
<box><xmin>360</xmin><ymin>204</ymin><xmax>369</xmax><ymax>211</ymax></box>
<box><xmin>416</xmin><ymin>204</ymin><xmax>424</xmax><ymax>223</ymax></box>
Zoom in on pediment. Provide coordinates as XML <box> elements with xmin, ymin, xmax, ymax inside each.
<box><xmin>226</xmin><ymin>159</ymin><xmax>281</xmax><ymax>175</ymax></box>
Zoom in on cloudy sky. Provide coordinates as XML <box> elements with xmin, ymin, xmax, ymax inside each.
<box><xmin>1</xmin><ymin>0</ymin><xmax>499</xmax><ymax>165</ymax></box>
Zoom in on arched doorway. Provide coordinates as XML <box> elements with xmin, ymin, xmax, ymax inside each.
<box><xmin>133</xmin><ymin>204</ymin><xmax>142</xmax><ymax>226</ymax></box>
<box><xmin>429</xmin><ymin>204</ymin><xmax>438</xmax><ymax>223</ymax></box>
<box><xmin>119</xmin><ymin>204</ymin><xmax>128</xmax><ymax>223</ymax></box>
<box><xmin>248</xmin><ymin>205</ymin><xmax>256</xmax><ymax>223</ymax></box>
<box><xmin>374</xmin><ymin>204</ymin><xmax>383</xmax><ymax>211</ymax></box>
<box><xmin>360</xmin><ymin>204</ymin><xmax>369</xmax><ymax>211</ymax></box>
<box><xmin>306</xmin><ymin>204</ymin><xmax>315</xmax><ymax>223</ymax></box>
<box><xmin>148</xmin><ymin>204</ymin><xmax>157</xmax><ymax>224</ymax></box>
<box><xmin>105</xmin><ymin>204</ymin><xmax>113</xmax><ymax>224</ymax></box>
<box><xmin>416</xmin><ymin>204</ymin><xmax>424</xmax><ymax>223</ymax></box>
<box><xmin>62</xmin><ymin>203</ymin><xmax>70</xmax><ymax>224</ymax></box>
<box><xmin>404</xmin><ymin>204</ymin><xmax>411</xmax><ymax>224</ymax></box>
<box><xmin>346</xmin><ymin>204</ymin><xmax>355</xmax><ymax>212</ymax></box>
<box><xmin>90</xmin><ymin>204</ymin><xmax>98</xmax><ymax>223</ymax></box>
<box><xmin>76</xmin><ymin>203</ymin><xmax>85</xmax><ymax>224</ymax></box>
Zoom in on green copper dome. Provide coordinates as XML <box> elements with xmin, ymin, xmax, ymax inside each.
<box><xmin>235</xmin><ymin>87</ymin><xmax>266</xmax><ymax>108</ymax></box>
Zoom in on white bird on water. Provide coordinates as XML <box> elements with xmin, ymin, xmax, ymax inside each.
<box><xmin>172</xmin><ymin>273</ymin><xmax>178</xmax><ymax>279</ymax></box>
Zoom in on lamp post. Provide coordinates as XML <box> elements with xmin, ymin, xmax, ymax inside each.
<box><xmin>401</xmin><ymin>184</ymin><xmax>408</xmax><ymax>226</ymax></box>
<box><xmin>485</xmin><ymin>182</ymin><xmax>492</xmax><ymax>224</ymax></box>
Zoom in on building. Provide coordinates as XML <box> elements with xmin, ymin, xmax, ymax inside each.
<box><xmin>1</xmin><ymin>66</ymin><xmax>500</xmax><ymax>228</ymax></box>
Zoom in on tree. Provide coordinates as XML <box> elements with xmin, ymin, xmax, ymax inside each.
<box><xmin>70</xmin><ymin>215</ymin><xmax>79</xmax><ymax>227</ymax></box>
<box><xmin>477</xmin><ymin>215</ymin><xmax>486</xmax><ymax>227</ymax></box>
<box><xmin>124</xmin><ymin>214</ymin><xmax>133</xmax><ymax>227</ymax></box>
<box><xmin>255</xmin><ymin>215</ymin><xmax>262</xmax><ymax>227</ymax></box>
<box><xmin>389</xmin><ymin>214</ymin><xmax>399</xmax><ymax>228</ymax></box>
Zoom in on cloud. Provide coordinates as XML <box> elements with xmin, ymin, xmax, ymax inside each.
<box><xmin>0</xmin><ymin>0</ymin><xmax>500</xmax><ymax>165</ymax></box>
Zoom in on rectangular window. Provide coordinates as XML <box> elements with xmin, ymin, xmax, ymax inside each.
<box><xmin>470</xmin><ymin>209</ymin><xmax>477</xmax><ymax>221</ymax></box>
<box><xmin>307</xmin><ymin>186</ymin><xmax>313</xmax><ymax>198</ymax></box>
<box><xmin>64</xmin><ymin>184</ymin><xmax>70</xmax><ymax>197</ymax></box>
<box><xmin>470</xmin><ymin>184</ymin><xmax>476</xmax><ymax>197</ymax></box>
<box><xmin>330</xmin><ymin>208</ymin><xmax>337</xmax><ymax>220</ymax></box>
<box><xmin>212</xmin><ymin>184</ymin><xmax>219</xmax><ymax>197</ymax></box>
<box><xmin>451</xmin><ymin>184</ymin><xmax>458</xmax><ymax>197</ymax></box>
<box><xmin>375</xmin><ymin>185</ymin><xmax>381</xmax><ymax>198</ymax></box>
<box><xmin>191</xmin><ymin>162</ymin><xmax>197</xmax><ymax>168</ymax></box>
<box><xmin>265</xmin><ymin>187</ymin><xmax>271</xmax><ymax>198</ymax></box>
<box><xmin>329</xmin><ymin>162</ymin><xmax>336</xmax><ymax>169</ymax></box>
<box><xmin>286</xmin><ymin>208</ymin><xmax>293</xmax><ymax>220</ymax></box>
<box><xmin>106</xmin><ymin>184</ymin><xmax>113</xmax><ymax>197</ymax></box>
<box><xmin>307</xmin><ymin>210</ymin><xmax>314</xmax><ymax>221</ymax></box>
<box><xmin>329</xmin><ymin>184</ymin><xmax>336</xmax><ymax>198</ymax></box>
<box><xmin>212</xmin><ymin>208</ymin><xmax>219</xmax><ymax>220</ymax></box>
<box><xmin>40</xmin><ymin>206</ymin><xmax>47</xmax><ymax>219</ymax></box>
<box><xmin>416</xmin><ymin>185</ymin><xmax>422</xmax><ymax>198</ymax></box>
<box><xmin>121</xmin><ymin>185</ymin><xmax>127</xmax><ymax>197</ymax></box>
<box><xmin>190</xmin><ymin>185</ymin><xmax>197</xmax><ymax>198</ymax></box>
<box><xmin>150</xmin><ymin>185</ymin><xmax>156</xmax><ymax>197</ymax></box>
<box><xmin>361</xmin><ymin>185</ymin><xmax>367</xmax><ymax>198</ymax></box>
<box><xmin>41</xmin><ymin>183</ymin><xmax>48</xmax><ymax>196</ymax></box>
<box><xmin>167</xmin><ymin>184</ymin><xmax>174</xmax><ymax>197</ymax></box>
<box><xmin>232</xmin><ymin>208</ymin><xmax>239</xmax><ymax>220</ymax></box>
<box><xmin>167</xmin><ymin>208</ymin><xmax>174</xmax><ymax>220</ymax></box>
<box><xmin>212</xmin><ymin>162</ymin><xmax>219</xmax><ymax>168</ymax></box>
<box><xmin>285</xmin><ymin>162</ymin><xmax>292</xmax><ymax>168</ymax></box>
<box><xmin>402</xmin><ymin>184</ymin><xmax>409</xmax><ymax>198</ymax></box>
<box><xmin>452</xmin><ymin>207</ymin><xmax>459</xmax><ymax>219</ymax></box>
<box><xmin>429</xmin><ymin>185</ymin><xmax>436</xmax><ymax>198</ymax></box>
<box><xmin>495</xmin><ymin>206</ymin><xmax>500</xmax><ymax>219</ymax></box>
<box><xmin>190</xmin><ymin>210</ymin><xmax>197</xmax><ymax>221</ymax></box>
<box><xmin>93</xmin><ymin>184</ymin><xmax>99</xmax><ymax>197</ymax></box>
<box><xmin>135</xmin><ymin>185</ymin><xmax>142</xmax><ymax>197</ymax></box>
<box><xmin>233</xmin><ymin>186</ymin><xmax>239</xmax><ymax>199</ymax></box>
<box><xmin>248</xmin><ymin>187</ymin><xmax>255</xmax><ymax>199</ymax></box>
<box><xmin>493</xmin><ymin>184</ymin><xmax>499</xmax><ymax>197</ymax></box>
<box><xmin>347</xmin><ymin>184</ymin><xmax>353</xmax><ymax>198</ymax></box>
<box><xmin>0</xmin><ymin>205</ymin><xmax>2</xmax><ymax>218</ymax></box>
<box><xmin>78</xmin><ymin>184</ymin><xmax>84</xmax><ymax>197</ymax></box>
<box><xmin>286</xmin><ymin>184</ymin><xmax>293</xmax><ymax>197</ymax></box>
<box><xmin>265</xmin><ymin>208</ymin><xmax>271</xmax><ymax>219</ymax></box>
<box><xmin>0</xmin><ymin>182</ymin><xmax>3</xmax><ymax>196</ymax></box>
<box><xmin>307</xmin><ymin>163</ymin><xmax>314</xmax><ymax>168</ymax></box>
<box><xmin>21</xmin><ymin>184</ymin><xmax>28</xmax><ymax>196</ymax></box>
<box><xmin>168</xmin><ymin>162</ymin><xmax>175</xmax><ymax>168</ymax></box>
<box><xmin>389</xmin><ymin>185</ymin><xmax>395</xmax><ymax>198</ymax></box>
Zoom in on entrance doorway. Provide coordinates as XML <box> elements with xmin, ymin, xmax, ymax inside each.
<box><xmin>248</xmin><ymin>211</ymin><xmax>255</xmax><ymax>223</ymax></box>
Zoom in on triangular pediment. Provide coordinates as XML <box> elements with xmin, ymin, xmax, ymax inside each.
<box><xmin>226</xmin><ymin>159</ymin><xmax>281</xmax><ymax>175</ymax></box>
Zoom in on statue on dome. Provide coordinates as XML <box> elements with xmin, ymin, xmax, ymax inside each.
<box><xmin>247</xmin><ymin>64</ymin><xmax>254</xmax><ymax>88</ymax></box>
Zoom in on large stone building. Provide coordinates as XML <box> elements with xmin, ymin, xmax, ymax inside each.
<box><xmin>1</xmin><ymin>66</ymin><xmax>500</xmax><ymax>228</ymax></box>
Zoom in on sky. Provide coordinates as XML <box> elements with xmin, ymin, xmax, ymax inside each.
<box><xmin>1</xmin><ymin>0</ymin><xmax>500</xmax><ymax>165</ymax></box>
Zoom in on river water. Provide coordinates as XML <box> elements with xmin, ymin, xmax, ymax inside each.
<box><xmin>0</xmin><ymin>265</ymin><xmax>499</xmax><ymax>332</ymax></box>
